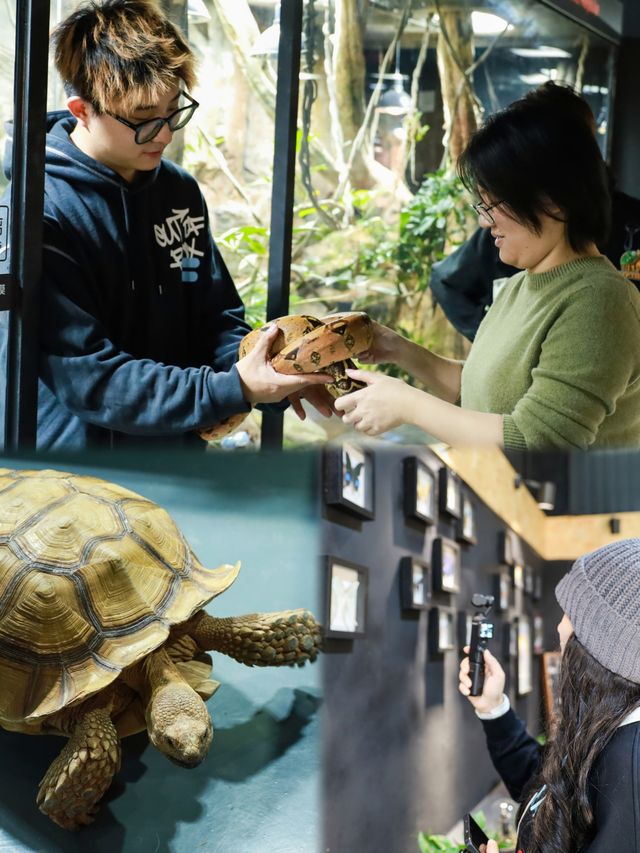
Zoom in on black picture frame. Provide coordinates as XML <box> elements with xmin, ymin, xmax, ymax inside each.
<box><xmin>493</xmin><ymin>572</ymin><xmax>510</xmax><ymax>612</ymax></box>
<box><xmin>533</xmin><ymin>614</ymin><xmax>545</xmax><ymax>655</ymax></box>
<box><xmin>457</xmin><ymin>493</ymin><xmax>477</xmax><ymax>545</ymax></box>
<box><xmin>517</xmin><ymin>616</ymin><xmax>533</xmax><ymax>695</ymax></box>
<box><xmin>324</xmin><ymin>556</ymin><xmax>368</xmax><ymax>639</ymax></box>
<box><xmin>323</xmin><ymin>444</ymin><xmax>374</xmax><ymax>520</ymax></box>
<box><xmin>503</xmin><ymin>620</ymin><xmax>518</xmax><ymax>659</ymax></box>
<box><xmin>524</xmin><ymin>565</ymin><xmax>535</xmax><ymax>596</ymax></box>
<box><xmin>438</xmin><ymin>467</ymin><xmax>462</xmax><ymax>519</ymax></box>
<box><xmin>512</xmin><ymin>563</ymin><xmax>524</xmax><ymax>591</ymax></box>
<box><xmin>500</xmin><ymin>529</ymin><xmax>524</xmax><ymax>566</ymax></box>
<box><xmin>432</xmin><ymin>537</ymin><xmax>461</xmax><ymax>594</ymax></box>
<box><xmin>400</xmin><ymin>556</ymin><xmax>431</xmax><ymax>611</ymax></box>
<box><xmin>429</xmin><ymin>605</ymin><xmax>456</xmax><ymax>654</ymax></box>
<box><xmin>534</xmin><ymin>571</ymin><xmax>543</xmax><ymax>602</ymax></box>
<box><xmin>403</xmin><ymin>457</ymin><xmax>436</xmax><ymax>525</ymax></box>
<box><xmin>458</xmin><ymin>610</ymin><xmax>474</xmax><ymax>651</ymax></box>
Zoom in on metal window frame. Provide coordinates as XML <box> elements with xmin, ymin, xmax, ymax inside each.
<box><xmin>3</xmin><ymin>0</ymin><xmax>50</xmax><ymax>451</ymax></box>
<box><xmin>261</xmin><ymin>0</ymin><xmax>303</xmax><ymax>450</ymax></box>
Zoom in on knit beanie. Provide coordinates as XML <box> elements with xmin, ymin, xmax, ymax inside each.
<box><xmin>555</xmin><ymin>538</ymin><xmax>640</xmax><ymax>684</ymax></box>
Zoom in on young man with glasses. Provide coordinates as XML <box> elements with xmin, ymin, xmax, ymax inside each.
<box><xmin>2</xmin><ymin>0</ymin><xmax>328</xmax><ymax>449</ymax></box>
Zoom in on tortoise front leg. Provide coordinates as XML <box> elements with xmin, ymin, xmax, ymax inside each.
<box><xmin>186</xmin><ymin>609</ymin><xmax>321</xmax><ymax>666</ymax></box>
<box><xmin>37</xmin><ymin>708</ymin><xmax>120</xmax><ymax>830</ymax></box>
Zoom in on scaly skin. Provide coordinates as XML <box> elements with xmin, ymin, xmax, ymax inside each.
<box><xmin>36</xmin><ymin>707</ymin><xmax>121</xmax><ymax>830</ymax></box>
<box><xmin>198</xmin><ymin>313</ymin><xmax>370</xmax><ymax>441</ymax></box>
<box><xmin>182</xmin><ymin>609</ymin><xmax>322</xmax><ymax>666</ymax></box>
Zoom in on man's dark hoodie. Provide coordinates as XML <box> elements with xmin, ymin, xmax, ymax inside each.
<box><xmin>1</xmin><ymin>112</ymin><xmax>252</xmax><ymax>449</ymax></box>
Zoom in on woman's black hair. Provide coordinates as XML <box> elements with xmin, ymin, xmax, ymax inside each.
<box><xmin>521</xmin><ymin>635</ymin><xmax>640</xmax><ymax>853</ymax></box>
<box><xmin>457</xmin><ymin>84</ymin><xmax>611</xmax><ymax>252</ymax></box>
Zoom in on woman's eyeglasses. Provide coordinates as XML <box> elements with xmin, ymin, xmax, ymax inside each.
<box><xmin>105</xmin><ymin>92</ymin><xmax>199</xmax><ymax>144</ymax></box>
<box><xmin>472</xmin><ymin>199</ymin><xmax>504</xmax><ymax>226</ymax></box>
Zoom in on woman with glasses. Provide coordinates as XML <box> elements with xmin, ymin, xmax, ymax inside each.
<box><xmin>1</xmin><ymin>0</ymin><xmax>328</xmax><ymax>450</ymax></box>
<box><xmin>335</xmin><ymin>89</ymin><xmax>640</xmax><ymax>449</ymax></box>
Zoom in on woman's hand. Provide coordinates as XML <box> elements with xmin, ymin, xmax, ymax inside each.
<box><xmin>480</xmin><ymin>841</ymin><xmax>500</xmax><ymax>853</ymax></box>
<box><xmin>458</xmin><ymin>647</ymin><xmax>506</xmax><ymax>715</ymax></box>
<box><xmin>356</xmin><ymin>321</ymin><xmax>407</xmax><ymax>365</ymax></box>
<box><xmin>333</xmin><ymin>369</ymin><xmax>416</xmax><ymax>435</ymax></box>
<box><xmin>236</xmin><ymin>325</ymin><xmax>331</xmax><ymax>404</ymax></box>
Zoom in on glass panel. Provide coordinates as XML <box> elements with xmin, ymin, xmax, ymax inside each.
<box><xmin>286</xmin><ymin>0</ymin><xmax>617</xmax><ymax>445</ymax></box>
<box><xmin>43</xmin><ymin>1</ymin><xmax>280</xmax><ymax>449</ymax></box>
<box><xmin>0</xmin><ymin>0</ymin><xmax>16</xmax><ymax>448</ymax></box>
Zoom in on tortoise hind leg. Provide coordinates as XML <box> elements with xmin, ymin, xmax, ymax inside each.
<box><xmin>186</xmin><ymin>609</ymin><xmax>321</xmax><ymax>667</ymax></box>
<box><xmin>37</xmin><ymin>708</ymin><xmax>120</xmax><ymax>830</ymax></box>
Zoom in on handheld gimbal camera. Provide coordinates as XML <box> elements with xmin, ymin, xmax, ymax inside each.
<box><xmin>469</xmin><ymin>594</ymin><xmax>494</xmax><ymax>696</ymax></box>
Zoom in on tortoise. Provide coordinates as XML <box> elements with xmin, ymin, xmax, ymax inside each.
<box><xmin>199</xmin><ymin>311</ymin><xmax>373</xmax><ymax>441</ymax></box>
<box><xmin>0</xmin><ymin>468</ymin><xmax>321</xmax><ymax>830</ymax></box>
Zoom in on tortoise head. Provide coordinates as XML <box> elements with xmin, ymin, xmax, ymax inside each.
<box><xmin>147</xmin><ymin>682</ymin><xmax>213</xmax><ymax>768</ymax></box>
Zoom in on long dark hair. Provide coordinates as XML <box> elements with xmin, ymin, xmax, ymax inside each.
<box><xmin>524</xmin><ymin>635</ymin><xmax>640</xmax><ymax>853</ymax></box>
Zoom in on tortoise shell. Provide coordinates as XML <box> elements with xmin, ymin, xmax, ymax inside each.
<box><xmin>0</xmin><ymin>469</ymin><xmax>239</xmax><ymax>725</ymax></box>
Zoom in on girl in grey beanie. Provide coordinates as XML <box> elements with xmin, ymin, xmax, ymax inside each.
<box><xmin>459</xmin><ymin>538</ymin><xmax>640</xmax><ymax>853</ymax></box>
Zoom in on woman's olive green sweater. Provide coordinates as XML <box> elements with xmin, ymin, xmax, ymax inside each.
<box><xmin>460</xmin><ymin>256</ymin><xmax>640</xmax><ymax>450</ymax></box>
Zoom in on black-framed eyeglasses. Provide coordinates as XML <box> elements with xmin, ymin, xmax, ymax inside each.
<box><xmin>105</xmin><ymin>92</ymin><xmax>199</xmax><ymax>144</ymax></box>
<box><xmin>472</xmin><ymin>199</ymin><xmax>505</xmax><ymax>226</ymax></box>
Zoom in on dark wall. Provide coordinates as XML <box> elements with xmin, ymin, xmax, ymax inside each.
<box><xmin>322</xmin><ymin>448</ymin><xmax>551</xmax><ymax>853</ymax></box>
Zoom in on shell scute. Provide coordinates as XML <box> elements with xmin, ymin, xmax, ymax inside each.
<box><xmin>0</xmin><ymin>470</ymin><xmax>240</xmax><ymax>725</ymax></box>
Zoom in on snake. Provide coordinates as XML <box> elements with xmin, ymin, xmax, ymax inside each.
<box><xmin>198</xmin><ymin>312</ymin><xmax>373</xmax><ymax>441</ymax></box>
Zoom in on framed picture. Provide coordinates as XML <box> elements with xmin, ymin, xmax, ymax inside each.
<box><xmin>400</xmin><ymin>557</ymin><xmax>431</xmax><ymax>611</ymax></box>
<box><xmin>430</xmin><ymin>606</ymin><xmax>456</xmax><ymax>654</ymax></box>
<box><xmin>323</xmin><ymin>444</ymin><xmax>374</xmax><ymax>520</ymax></box>
<box><xmin>503</xmin><ymin>620</ymin><xmax>518</xmax><ymax>659</ymax></box>
<box><xmin>432</xmin><ymin>537</ymin><xmax>461</xmax><ymax>594</ymax></box>
<box><xmin>524</xmin><ymin>565</ymin><xmax>535</xmax><ymax>596</ymax></box>
<box><xmin>438</xmin><ymin>467</ymin><xmax>462</xmax><ymax>519</ymax></box>
<box><xmin>458</xmin><ymin>610</ymin><xmax>474</xmax><ymax>651</ymax></box>
<box><xmin>542</xmin><ymin>651</ymin><xmax>562</xmax><ymax>729</ymax></box>
<box><xmin>403</xmin><ymin>457</ymin><xmax>436</xmax><ymax>525</ymax></box>
<box><xmin>517</xmin><ymin>616</ymin><xmax>533</xmax><ymax>695</ymax></box>
<box><xmin>534</xmin><ymin>572</ymin><xmax>543</xmax><ymax>602</ymax></box>
<box><xmin>494</xmin><ymin>572</ymin><xmax>511</xmax><ymax>612</ymax></box>
<box><xmin>457</xmin><ymin>494</ymin><xmax>477</xmax><ymax>545</ymax></box>
<box><xmin>533</xmin><ymin>614</ymin><xmax>545</xmax><ymax>655</ymax></box>
<box><xmin>500</xmin><ymin>529</ymin><xmax>524</xmax><ymax>566</ymax></box>
<box><xmin>512</xmin><ymin>563</ymin><xmax>524</xmax><ymax>590</ymax></box>
<box><xmin>324</xmin><ymin>556</ymin><xmax>368</xmax><ymax>639</ymax></box>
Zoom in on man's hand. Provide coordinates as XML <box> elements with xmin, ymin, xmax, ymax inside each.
<box><xmin>236</xmin><ymin>325</ymin><xmax>331</xmax><ymax>404</ymax></box>
<box><xmin>288</xmin><ymin>385</ymin><xmax>336</xmax><ymax>420</ymax></box>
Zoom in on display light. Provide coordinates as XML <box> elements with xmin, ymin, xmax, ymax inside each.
<box><xmin>514</xmin><ymin>476</ymin><xmax>556</xmax><ymax>512</ymax></box>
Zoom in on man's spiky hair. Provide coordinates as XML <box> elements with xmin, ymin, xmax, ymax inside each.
<box><xmin>52</xmin><ymin>0</ymin><xmax>196</xmax><ymax>114</ymax></box>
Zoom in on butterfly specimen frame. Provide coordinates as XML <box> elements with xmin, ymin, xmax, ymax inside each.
<box><xmin>323</xmin><ymin>443</ymin><xmax>375</xmax><ymax>520</ymax></box>
<box><xmin>323</xmin><ymin>555</ymin><xmax>368</xmax><ymax>639</ymax></box>
<box><xmin>403</xmin><ymin>456</ymin><xmax>436</xmax><ymax>525</ymax></box>
<box><xmin>399</xmin><ymin>556</ymin><xmax>431</xmax><ymax>611</ymax></box>
<box><xmin>438</xmin><ymin>466</ymin><xmax>462</xmax><ymax>519</ymax></box>
<box><xmin>432</xmin><ymin>537</ymin><xmax>461</xmax><ymax>593</ymax></box>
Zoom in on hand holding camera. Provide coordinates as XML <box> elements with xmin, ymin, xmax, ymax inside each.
<box><xmin>458</xmin><ymin>594</ymin><xmax>506</xmax><ymax>715</ymax></box>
